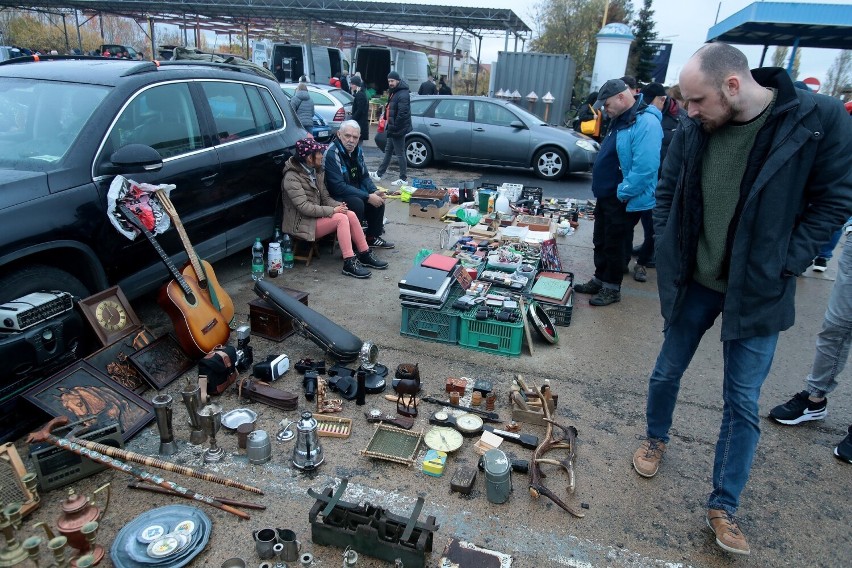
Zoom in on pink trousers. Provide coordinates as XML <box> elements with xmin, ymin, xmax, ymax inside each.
<box><xmin>314</xmin><ymin>211</ymin><xmax>368</xmax><ymax>259</ymax></box>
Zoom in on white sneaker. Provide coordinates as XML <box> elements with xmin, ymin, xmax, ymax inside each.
<box><xmin>369</xmin><ymin>171</ymin><xmax>381</xmax><ymax>182</ymax></box>
<box><xmin>391</xmin><ymin>179</ymin><xmax>407</xmax><ymax>186</ymax></box>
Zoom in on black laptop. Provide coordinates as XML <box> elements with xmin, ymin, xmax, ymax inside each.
<box><xmin>399</xmin><ymin>265</ymin><xmax>452</xmax><ymax>295</ymax></box>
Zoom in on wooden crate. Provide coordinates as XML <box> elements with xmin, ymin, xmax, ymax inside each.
<box><xmin>248</xmin><ymin>287</ymin><xmax>308</xmax><ymax>342</ymax></box>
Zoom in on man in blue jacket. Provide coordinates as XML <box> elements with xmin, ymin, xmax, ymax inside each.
<box><xmin>632</xmin><ymin>43</ymin><xmax>852</xmax><ymax>556</ymax></box>
<box><xmin>324</xmin><ymin>121</ymin><xmax>394</xmax><ymax>249</ymax></box>
<box><xmin>574</xmin><ymin>78</ymin><xmax>662</xmax><ymax>306</ymax></box>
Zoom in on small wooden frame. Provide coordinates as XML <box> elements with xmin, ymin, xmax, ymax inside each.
<box><xmin>78</xmin><ymin>286</ymin><xmax>143</xmax><ymax>347</ymax></box>
<box><xmin>361</xmin><ymin>424</ymin><xmax>423</xmax><ymax>466</ymax></box>
<box><xmin>313</xmin><ymin>414</ymin><xmax>352</xmax><ymax>438</ymax></box>
<box><xmin>129</xmin><ymin>334</ymin><xmax>195</xmax><ymax>390</ymax></box>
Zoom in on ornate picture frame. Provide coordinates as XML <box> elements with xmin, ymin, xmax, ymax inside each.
<box><xmin>129</xmin><ymin>334</ymin><xmax>195</xmax><ymax>390</ymax></box>
<box><xmin>83</xmin><ymin>330</ymin><xmax>154</xmax><ymax>394</ymax></box>
<box><xmin>78</xmin><ymin>286</ymin><xmax>143</xmax><ymax>347</ymax></box>
<box><xmin>23</xmin><ymin>360</ymin><xmax>155</xmax><ymax>442</ymax></box>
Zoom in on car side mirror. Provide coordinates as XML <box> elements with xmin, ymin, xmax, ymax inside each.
<box><xmin>509</xmin><ymin>120</ymin><xmax>526</xmax><ymax>129</ymax></box>
<box><xmin>104</xmin><ymin>144</ymin><xmax>163</xmax><ymax>174</ymax></box>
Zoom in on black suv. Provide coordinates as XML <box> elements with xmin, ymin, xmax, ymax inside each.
<box><xmin>0</xmin><ymin>56</ymin><xmax>305</xmax><ymax>381</ymax></box>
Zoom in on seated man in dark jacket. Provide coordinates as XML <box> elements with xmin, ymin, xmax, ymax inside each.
<box><xmin>324</xmin><ymin>120</ymin><xmax>394</xmax><ymax>249</ymax></box>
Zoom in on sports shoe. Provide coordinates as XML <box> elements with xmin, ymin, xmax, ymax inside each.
<box><xmin>812</xmin><ymin>257</ymin><xmax>828</xmax><ymax>272</ymax></box>
<box><xmin>367</xmin><ymin>236</ymin><xmax>395</xmax><ymax>249</ymax></box>
<box><xmin>573</xmin><ymin>279</ymin><xmax>602</xmax><ymax>294</ymax></box>
<box><xmin>633</xmin><ymin>264</ymin><xmax>647</xmax><ymax>283</ymax></box>
<box><xmin>357</xmin><ymin>250</ymin><xmax>388</xmax><ymax>270</ymax></box>
<box><xmin>706</xmin><ymin>509</ymin><xmax>750</xmax><ymax>555</ymax></box>
<box><xmin>834</xmin><ymin>425</ymin><xmax>852</xmax><ymax>464</ymax></box>
<box><xmin>769</xmin><ymin>391</ymin><xmax>827</xmax><ymax>425</ymax></box>
<box><xmin>589</xmin><ymin>288</ymin><xmax>620</xmax><ymax>306</ymax></box>
<box><xmin>632</xmin><ymin>437</ymin><xmax>666</xmax><ymax>478</ymax></box>
<box><xmin>342</xmin><ymin>257</ymin><xmax>371</xmax><ymax>279</ymax></box>
<box><xmin>391</xmin><ymin>179</ymin><xmax>407</xmax><ymax>186</ymax></box>
<box><xmin>369</xmin><ymin>171</ymin><xmax>381</xmax><ymax>182</ymax></box>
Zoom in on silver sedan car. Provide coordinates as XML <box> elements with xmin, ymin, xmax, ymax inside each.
<box><xmin>279</xmin><ymin>83</ymin><xmax>352</xmax><ymax>134</ymax></box>
<box><xmin>378</xmin><ymin>95</ymin><xmax>599</xmax><ymax>180</ymax></box>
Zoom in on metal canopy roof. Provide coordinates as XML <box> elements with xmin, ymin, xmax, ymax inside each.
<box><xmin>0</xmin><ymin>0</ymin><xmax>531</xmax><ymax>38</ymax></box>
<box><xmin>707</xmin><ymin>1</ymin><xmax>852</xmax><ymax>49</ymax></box>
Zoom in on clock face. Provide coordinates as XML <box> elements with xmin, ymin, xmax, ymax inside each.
<box><xmin>424</xmin><ymin>426</ymin><xmax>463</xmax><ymax>452</ymax></box>
<box><xmin>456</xmin><ymin>413</ymin><xmax>484</xmax><ymax>434</ymax></box>
<box><xmin>95</xmin><ymin>299</ymin><xmax>128</xmax><ymax>331</ymax></box>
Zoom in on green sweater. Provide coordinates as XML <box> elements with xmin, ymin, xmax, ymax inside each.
<box><xmin>694</xmin><ymin>91</ymin><xmax>776</xmax><ymax>292</ymax></box>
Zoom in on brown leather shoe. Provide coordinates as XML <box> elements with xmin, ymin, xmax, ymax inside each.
<box><xmin>706</xmin><ymin>509</ymin><xmax>750</xmax><ymax>555</ymax></box>
<box><xmin>632</xmin><ymin>438</ymin><xmax>666</xmax><ymax>477</ymax></box>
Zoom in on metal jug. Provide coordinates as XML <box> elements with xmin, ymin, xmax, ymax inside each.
<box><xmin>292</xmin><ymin>412</ymin><xmax>324</xmax><ymax>470</ymax></box>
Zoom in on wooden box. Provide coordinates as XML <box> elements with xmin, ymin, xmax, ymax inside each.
<box><xmin>248</xmin><ymin>288</ymin><xmax>309</xmax><ymax>342</ymax></box>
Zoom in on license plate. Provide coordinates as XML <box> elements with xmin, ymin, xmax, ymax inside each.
<box><xmin>316</xmin><ymin>130</ymin><xmax>329</xmax><ymax>138</ymax></box>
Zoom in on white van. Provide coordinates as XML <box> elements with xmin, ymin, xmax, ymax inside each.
<box><xmin>354</xmin><ymin>45</ymin><xmax>430</xmax><ymax>94</ymax></box>
<box><xmin>251</xmin><ymin>42</ymin><xmax>334</xmax><ymax>85</ymax></box>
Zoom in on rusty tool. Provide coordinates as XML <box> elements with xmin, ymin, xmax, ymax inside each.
<box><xmin>127</xmin><ymin>481</ymin><xmax>266</xmax><ymax>510</ymax></box>
<box><xmin>63</xmin><ymin>425</ymin><xmax>263</xmax><ymax>495</ymax></box>
<box><xmin>27</xmin><ymin>417</ymin><xmax>250</xmax><ymax>520</ymax></box>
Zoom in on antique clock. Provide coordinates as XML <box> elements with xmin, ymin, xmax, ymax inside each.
<box><xmin>79</xmin><ymin>286</ymin><xmax>143</xmax><ymax>346</ymax></box>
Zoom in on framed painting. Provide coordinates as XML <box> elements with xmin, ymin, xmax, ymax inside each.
<box><xmin>83</xmin><ymin>333</ymin><xmax>150</xmax><ymax>395</ymax></box>
<box><xmin>129</xmin><ymin>334</ymin><xmax>195</xmax><ymax>390</ymax></box>
<box><xmin>23</xmin><ymin>360</ymin><xmax>155</xmax><ymax>441</ymax></box>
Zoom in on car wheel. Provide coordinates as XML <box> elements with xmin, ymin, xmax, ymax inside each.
<box><xmin>0</xmin><ymin>265</ymin><xmax>90</xmax><ymax>304</ymax></box>
<box><xmin>406</xmin><ymin>138</ymin><xmax>432</xmax><ymax>168</ymax></box>
<box><xmin>533</xmin><ymin>147</ymin><xmax>568</xmax><ymax>180</ymax></box>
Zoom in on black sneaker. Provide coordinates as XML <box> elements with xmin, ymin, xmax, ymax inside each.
<box><xmin>589</xmin><ymin>288</ymin><xmax>621</xmax><ymax>306</ymax></box>
<box><xmin>574</xmin><ymin>279</ymin><xmax>602</xmax><ymax>294</ymax></box>
<box><xmin>367</xmin><ymin>236</ymin><xmax>395</xmax><ymax>249</ymax></box>
<box><xmin>357</xmin><ymin>250</ymin><xmax>388</xmax><ymax>270</ymax></box>
<box><xmin>834</xmin><ymin>425</ymin><xmax>852</xmax><ymax>464</ymax></box>
<box><xmin>633</xmin><ymin>264</ymin><xmax>647</xmax><ymax>283</ymax></box>
<box><xmin>342</xmin><ymin>258</ymin><xmax>371</xmax><ymax>279</ymax></box>
<box><xmin>769</xmin><ymin>391</ymin><xmax>827</xmax><ymax>425</ymax></box>
<box><xmin>812</xmin><ymin>257</ymin><xmax>828</xmax><ymax>272</ymax></box>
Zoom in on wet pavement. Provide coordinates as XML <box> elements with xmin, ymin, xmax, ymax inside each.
<box><xmin>11</xmin><ymin>134</ymin><xmax>851</xmax><ymax>568</ymax></box>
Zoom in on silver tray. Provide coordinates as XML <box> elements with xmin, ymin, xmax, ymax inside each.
<box><xmin>221</xmin><ymin>408</ymin><xmax>258</xmax><ymax>431</ymax></box>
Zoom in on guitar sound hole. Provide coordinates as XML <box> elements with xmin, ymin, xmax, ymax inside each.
<box><xmin>185</xmin><ymin>293</ymin><xmax>197</xmax><ymax>306</ymax></box>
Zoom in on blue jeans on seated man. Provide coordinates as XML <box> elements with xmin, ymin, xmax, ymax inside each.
<box><xmin>645</xmin><ymin>282</ymin><xmax>779</xmax><ymax>514</ymax></box>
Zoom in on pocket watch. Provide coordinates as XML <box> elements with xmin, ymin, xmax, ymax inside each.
<box><xmin>424</xmin><ymin>426</ymin><xmax>463</xmax><ymax>452</ymax></box>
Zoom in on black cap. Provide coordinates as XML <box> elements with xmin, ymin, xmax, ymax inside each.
<box><xmin>349</xmin><ymin>76</ymin><xmax>363</xmax><ymax>87</ymax></box>
<box><xmin>387</xmin><ymin>71</ymin><xmax>401</xmax><ymax>81</ymax></box>
<box><xmin>640</xmin><ymin>82</ymin><xmax>667</xmax><ymax>100</ymax></box>
<box><xmin>593</xmin><ymin>79</ymin><xmax>629</xmax><ymax>109</ymax></box>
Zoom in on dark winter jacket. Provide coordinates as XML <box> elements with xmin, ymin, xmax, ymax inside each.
<box><xmin>418</xmin><ymin>80</ymin><xmax>437</xmax><ymax>95</ymax></box>
<box><xmin>290</xmin><ymin>90</ymin><xmax>314</xmax><ymax>131</ymax></box>
<box><xmin>322</xmin><ymin>138</ymin><xmax>378</xmax><ymax>201</ymax></box>
<box><xmin>654</xmin><ymin>67</ymin><xmax>852</xmax><ymax>340</ymax></box>
<box><xmin>280</xmin><ymin>157</ymin><xmax>340</xmax><ymax>242</ymax></box>
<box><xmin>659</xmin><ymin>97</ymin><xmax>687</xmax><ymax>174</ymax></box>
<box><xmin>350</xmin><ymin>89</ymin><xmax>369</xmax><ymax>141</ymax></box>
<box><xmin>385</xmin><ymin>81</ymin><xmax>412</xmax><ymax>137</ymax></box>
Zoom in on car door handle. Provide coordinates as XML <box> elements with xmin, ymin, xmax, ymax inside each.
<box><xmin>429</xmin><ymin>123</ymin><xmax>441</xmax><ymax>127</ymax></box>
<box><xmin>473</xmin><ymin>128</ymin><xmax>485</xmax><ymax>132</ymax></box>
<box><xmin>200</xmin><ymin>173</ymin><xmax>218</xmax><ymax>185</ymax></box>
<box><xmin>271</xmin><ymin>153</ymin><xmax>286</xmax><ymax>164</ymax></box>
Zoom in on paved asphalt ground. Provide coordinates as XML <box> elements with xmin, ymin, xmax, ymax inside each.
<box><xmin>14</xmin><ymin>130</ymin><xmax>850</xmax><ymax>567</ymax></box>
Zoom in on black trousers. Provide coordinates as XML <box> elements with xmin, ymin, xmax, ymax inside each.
<box><xmin>592</xmin><ymin>195</ymin><xmax>631</xmax><ymax>286</ymax></box>
<box><xmin>340</xmin><ymin>194</ymin><xmax>384</xmax><ymax>239</ymax></box>
<box><xmin>626</xmin><ymin>209</ymin><xmax>655</xmax><ymax>266</ymax></box>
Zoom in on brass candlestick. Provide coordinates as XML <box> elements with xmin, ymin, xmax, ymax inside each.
<box><xmin>22</xmin><ymin>536</ymin><xmax>41</xmax><ymax>567</ymax></box>
<box><xmin>47</xmin><ymin>536</ymin><xmax>68</xmax><ymax>568</ymax></box>
<box><xmin>0</xmin><ymin>502</ymin><xmax>28</xmax><ymax>567</ymax></box>
<box><xmin>73</xmin><ymin>522</ymin><xmax>102</xmax><ymax>567</ymax></box>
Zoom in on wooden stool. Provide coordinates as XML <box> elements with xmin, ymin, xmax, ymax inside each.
<box><xmin>291</xmin><ymin>234</ymin><xmax>339</xmax><ymax>267</ymax></box>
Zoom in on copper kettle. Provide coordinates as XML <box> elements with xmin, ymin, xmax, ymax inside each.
<box><xmin>56</xmin><ymin>484</ymin><xmax>110</xmax><ymax>551</ymax></box>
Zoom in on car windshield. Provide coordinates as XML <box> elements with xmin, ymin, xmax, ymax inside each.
<box><xmin>328</xmin><ymin>89</ymin><xmax>353</xmax><ymax>105</ymax></box>
<box><xmin>0</xmin><ymin>78</ymin><xmax>109</xmax><ymax>168</ymax></box>
<box><xmin>507</xmin><ymin>102</ymin><xmax>548</xmax><ymax>126</ymax></box>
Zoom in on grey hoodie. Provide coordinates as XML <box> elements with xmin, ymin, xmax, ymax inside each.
<box><xmin>290</xmin><ymin>90</ymin><xmax>315</xmax><ymax>130</ymax></box>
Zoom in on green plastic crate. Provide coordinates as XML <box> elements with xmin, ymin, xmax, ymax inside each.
<box><xmin>458</xmin><ymin>309</ymin><xmax>524</xmax><ymax>356</ymax></box>
<box><xmin>399</xmin><ymin>287</ymin><xmax>464</xmax><ymax>344</ymax></box>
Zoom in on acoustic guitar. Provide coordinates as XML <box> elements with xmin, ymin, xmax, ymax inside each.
<box><xmin>155</xmin><ymin>189</ymin><xmax>236</xmax><ymax>327</ymax></box>
<box><xmin>119</xmin><ymin>204</ymin><xmax>230</xmax><ymax>358</ymax></box>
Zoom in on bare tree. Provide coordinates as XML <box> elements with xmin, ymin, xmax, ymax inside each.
<box><xmin>824</xmin><ymin>50</ymin><xmax>852</xmax><ymax>99</ymax></box>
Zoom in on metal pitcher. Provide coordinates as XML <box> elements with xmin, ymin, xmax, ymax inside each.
<box><xmin>292</xmin><ymin>412</ymin><xmax>323</xmax><ymax>470</ymax></box>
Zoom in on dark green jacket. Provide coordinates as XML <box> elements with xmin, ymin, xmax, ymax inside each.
<box><xmin>654</xmin><ymin>67</ymin><xmax>852</xmax><ymax>340</ymax></box>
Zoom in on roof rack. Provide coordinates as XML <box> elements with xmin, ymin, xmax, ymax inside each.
<box><xmin>151</xmin><ymin>59</ymin><xmax>273</xmax><ymax>81</ymax></box>
<box><xmin>0</xmin><ymin>54</ymin><xmax>107</xmax><ymax>66</ymax></box>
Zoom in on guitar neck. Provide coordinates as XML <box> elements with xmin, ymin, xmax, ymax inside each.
<box><xmin>155</xmin><ymin>190</ymin><xmax>207</xmax><ymax>286</ymax></box>
<box><xmin>118</xmin><ymin>204</ymin><xmax>195</xmax><ymax>300</ymax></box>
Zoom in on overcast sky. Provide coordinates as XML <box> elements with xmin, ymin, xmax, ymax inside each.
<box><xmin>388</xmin><ymin>0</ymin><xmax>845</xmax><ymax>90</ymax></box>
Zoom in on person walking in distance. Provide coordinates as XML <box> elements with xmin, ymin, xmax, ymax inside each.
<box><xmin>631</xmin><ymin>43</ymin><xmax>852</xmax><ymax>555</ymax></box>
<box><xmin>769</xmin><ymin>217</ymin><xmax>852</xmax><ymax>464</ymax></box>
<box><xmin>418</xmin><ymin>76</ymin><xmax>437</xmax><ymax>96</ymax></box>
<box><xmin>572</xmin><ymin>78</ymin><xmax>662</xmax><ymax>306</ymax></box>
<box><xmin>348</xmin><ymin>76</ymin><xmax>369</xmax><ymax>144</ymax></box>
<box><xmin>370</xmin><ymin>71</ymin><xmax>412</xmax><ymax>187</ymax></box>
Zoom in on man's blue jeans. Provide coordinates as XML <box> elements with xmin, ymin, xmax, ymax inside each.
<box><xmin>646</xmin><ymin>282</ymin><xmax>779</xmax><ymax>515</ymax></box>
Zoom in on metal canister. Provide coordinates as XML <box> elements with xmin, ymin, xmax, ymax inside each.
<box><xmin>482</xmin><ymin>448</ymin><xmax>512</xmax><ymax>504</ymax></box>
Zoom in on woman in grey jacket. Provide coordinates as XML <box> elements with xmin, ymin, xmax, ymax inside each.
<box><xmin>290</xmin><ymin>83</ymin><xmax>315</xmax><ymax>133</ymax></box>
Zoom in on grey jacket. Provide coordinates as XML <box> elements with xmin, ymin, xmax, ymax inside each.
<box><xmin>290</xmin><ymin>90</ymin><xmax>315</xmax><ymax>131</ymax></box>
<box><xmin>654</xmin><ymin>67</ymin><xmax>852</xmax><ymax>340</ymax></box>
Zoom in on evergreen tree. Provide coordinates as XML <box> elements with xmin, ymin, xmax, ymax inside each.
<box><xmin>628</xmin><ymin>0</ymin><xmax>658</xmax><ymax>83</ymax></box>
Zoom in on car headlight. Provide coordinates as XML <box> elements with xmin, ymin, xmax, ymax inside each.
<box><xmin>575</xmin><ymin>139</ymin><xmax>598</xmax><ymax>152</ymax></box>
